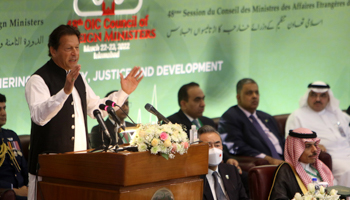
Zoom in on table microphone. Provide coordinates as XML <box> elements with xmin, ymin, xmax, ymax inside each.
<box><xmin>105</xmin><ymin>100</ymin><xmax>137</xmax><ymax>125</ymax></box>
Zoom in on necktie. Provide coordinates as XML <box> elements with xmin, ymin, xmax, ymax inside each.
<box><xmin>192</xmin><ymin>119</ymin><xmax>200</xmax><ymax>129</ymax></box>
<box><xmin>212</xmin><ymin>171</ymin><xmax>227</xmax><ymax>200</ymax></box>
<box><xmin>123</xmin><ymin>132</ymin><xmax>130</xmax><ymax>143</ymax></box>
<box><xmin>249</xmin><ymin>115</ymin><xmax>280</xmax><ymax>159</ymax></box>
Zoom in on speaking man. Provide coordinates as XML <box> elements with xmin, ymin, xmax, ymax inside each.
<box><xmin>198</xmin><ymin>125</ymin><xmax>248</xmax><ymax>200</ymax></box>
<box><xmin>285</xmin><ymin>81</ymin><xmax>350</xmax><ymax>187</ymax></box>
<box><xmin>218</xmin><ymin>78</ymin><xmax>285</xmax><ymax>165</ymax></box>
<box><xmin>269</xmin><ymin>128</ymin><xmax>334</xmax><ymax>200</ymax></box>
<box><xmin>25</xmin><ymin>25</ymin><xmax>143</xmax><ymax>199</ymax></box>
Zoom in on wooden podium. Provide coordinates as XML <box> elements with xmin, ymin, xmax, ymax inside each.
<box><xmin>37</xmin><ymin>143</ymin><xmax>208</xmax><ymax>200</ymax></box>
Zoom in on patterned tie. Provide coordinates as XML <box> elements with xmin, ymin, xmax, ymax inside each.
<box><xmin>249</xmin><ymin>115</ymin><xmax>280</xmax><ymax>159</ymax></box>
<box><xmin>212</xmin><ymin>171</ymin><xmax>227</xmax><ymax>200</ymax></box>
<box><xmin>192</xmin><ymin>119</ymin><xmax>201</xmax><ymax>129</ymax></box>
<box><xmin>123</xmin><ymin>132</ymin><xmax>130</xmax><ymax>143</ymax></box>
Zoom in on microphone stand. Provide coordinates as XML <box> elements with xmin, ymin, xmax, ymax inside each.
<box><xmin>90</xmin><ymin>128</ymin><xmax>110</xmax><ymax>153</ymax></box>
<box><xmin>111</xmin><ymin>122</ymin><xmax>120</xmax><ymax>152</ymax></box>
<box><xmin>101</xmin><ymin>127</ymin><xmax>109</xmax><ymax>152</ymax></box>
<box><xmin>157</xmin><ymin>117</ymin><xmax>162</xmax><ymax>125</ymax></box>
<box><xmin>112</xmin><ymin>104</ymin><xmax>137</xmax><ymax>126</ymax></box>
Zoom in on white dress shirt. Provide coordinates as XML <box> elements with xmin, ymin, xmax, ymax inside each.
<box><xmin>25</xmin><ymin>74</ymin><xmax>129</xmax><ymax>151</ymax></box>
<box><xmin>206</xmin><ymin>168</ymin><xmax>228</xmax><ymax>200</ymax></box>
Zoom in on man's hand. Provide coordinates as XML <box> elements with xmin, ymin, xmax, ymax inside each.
<box><xmin>13</xmin><ymin>185</ymin><xmax>28</xmax><ymax>197</ymax></box>
<box><xmin>64</xmin><ymin>64</ymin><xmax>81</xmax><ymax>94</ymax></box>
<box><xmin>318</xmin><ymin>144</ymin><xmax>327</xmax><ymax>152</ymax></box>
<box><xmin>264</xmin><ymin>155</ymin><xmax>284</xmax><ymax>165</ymax></box>
<box><xmin>120</xmin><ymin>66</ymin><xmax>143</xmax><ymax>94</ymax></box>
<box><xmin>226</xmin><ymin>158</ymin><xmax>242</xmax><ymax>174</ymax></box>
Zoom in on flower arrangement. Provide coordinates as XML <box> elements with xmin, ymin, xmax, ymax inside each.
<box><xmin>292</xmin><ymin>183</ymin><xmax>340</xmax><ymax>200</ymax></box>
<box><xmin>130</xmin><ymin>123</ymin><xmax>190</xmax><ymax>160</ymax></box>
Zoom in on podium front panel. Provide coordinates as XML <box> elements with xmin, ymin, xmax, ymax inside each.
<box><xmin>38</xmin><ymin>143</ymin><xmax>209</xmax><ymax>186</ymax></box>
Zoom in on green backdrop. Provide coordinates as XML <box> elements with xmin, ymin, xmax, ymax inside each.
<box><xmin>0</xmin><ymin>0</ymin><xmax>349</xmax><ymax>135</ymax></box>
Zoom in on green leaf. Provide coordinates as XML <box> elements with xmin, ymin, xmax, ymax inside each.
<box><xmin>160</xmin><ymin>153</ymin><xmax>169</xmax><ymax>160</ymax></box>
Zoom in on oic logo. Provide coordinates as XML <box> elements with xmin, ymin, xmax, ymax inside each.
<box><xmin>73</xmin><ymin>0</ymin><xmax>143</xmax><ymax>16</ymax></box>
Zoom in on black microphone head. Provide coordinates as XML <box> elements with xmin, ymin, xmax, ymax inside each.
<box><xmin>105</xmin><ymin>100</ymin><xmax>116</xmax><ymax>107</ymax></box>
<box><xmin>145</xmin><ymin>103</ymin><xmax>153</xmax><ymax>111</ymax></box>
<box><xmin>106</xmin><ymin>106</ymin><xmax>115</xmax><ymax>113</ymax></box>
<box><xmin>93</xmin><ymin>109</ymin><xmax>101</xmax><ymax>116</ymax></box>
<box><xmin>99</xmin><ymin>104</ymin><xmax>108</xmax><ymax>111</ymax></box>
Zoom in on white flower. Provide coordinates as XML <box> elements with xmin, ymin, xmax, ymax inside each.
<box><xmin>314</xmin><ymin>193</ymin><xmax>324</xmax><ymax>199</ymax></box>
<box><xmin>171</xmin><ymin>132</ymin><xmax>180</xmax><ymax>142</ymax></box>
<box><xmin>303</xmin><ymin>194</ymin><xmax>313</xmax><ymax>200</ymax></box>
<box><xmin>292</xmin><ymin>186</ymin><xmax>340</xmax><ymax>200</ymax></box>
<box><xmin>136</xmin><ymin>137</ymin><xmax>145</xmax><ymax>144</ymax></box>
<box><xmin>159</xmin><ymin>145</ymin><xmax>168</xmax><ymax>153</ymax></box>
<box><xmin>130</xmin><ymin>123</ymin><xmax>189</xmax><ymax>159</ymax></box>
<box><xmin>180</xmin><ymin>131</ymin><xmax>188</xmax><ymax>140</ymax></box>
<box><xmin>319</xmin><ymin>186</ymin><xmax>325</xmax><ymax>194</ymax></box>
<box><xmin>150</xmin><ymin>146</ymin><xmax>160</xmax><ymax>154</ymax></box>
<box><xmin>293</xmin><ymin>192</ymin><xmax>303</xmax><ymax>200</ymax></box>
<box><xmin>329</xmin><ymin>189</ymin><xmax>338</xmax><ymax>196</ymax></box>
<box><xmin>137</xmin><ymin>143</ymin><xmax>148</xmax><ymax>152</ymax></box>
<box><xmin>307</xmin><ymin>183</ymin><xmax>315</xmax><ymax>194</ymax></box>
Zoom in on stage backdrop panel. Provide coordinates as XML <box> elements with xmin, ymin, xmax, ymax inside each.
<box><xmin>0</xmin><ymin>0</ymin><xmax>349</xmax><ymax>135</ymax></box>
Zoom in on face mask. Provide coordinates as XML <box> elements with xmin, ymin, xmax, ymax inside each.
<box><xmin>208</xmin><ymin>148</ymin><xmax>223</xmax><ymax>167</ymax></box>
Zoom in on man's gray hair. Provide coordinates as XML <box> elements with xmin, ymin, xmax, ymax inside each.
<box><xmin>198</xmin><ymin>125</ymin><xmax>220</xmax><ymax>137</ymax></box>
<box><xmin>236</xmin><ymin>78</ymin><xmax>257</xmax><ymax>94</ymax></box>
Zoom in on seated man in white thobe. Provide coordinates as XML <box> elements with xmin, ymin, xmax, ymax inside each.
<box><xmin>285</xmin><ymin>81</ymin><xmax>350</xmax><ymax>187</ymax></box>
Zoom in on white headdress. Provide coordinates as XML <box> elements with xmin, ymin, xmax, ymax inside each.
<box><xmin>299</xmin><ymin>81</ymin><xmax>347</xmax><ymax>124</ymax></box>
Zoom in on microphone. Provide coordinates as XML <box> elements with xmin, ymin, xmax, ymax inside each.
<box><xmin>144</xmin><ymin>103</ymin><xmax>170</xmax><ymax>124</ymax></box>
<box><xmin>93</xmin><ymin>109</ymin><xmax>111</xmax><ymax>140</ymax></box>
<box><xmin>105</xmin><ymin>100</ymin><xmax>117</xmax><ymax>107</ymax></box>
<box><xmin>99</xmin><ymin>104</ymin><xmax>124</xmax><ymax>130</ymax></box>
<box><xmin>105</xmin><ymin>100</ymin><xmax>136</xmax><ymax>125</ymax></box>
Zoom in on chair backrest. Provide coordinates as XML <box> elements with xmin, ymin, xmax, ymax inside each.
<box><xmin>248</xmin><ymin>153</ymin><xmax>333</xmax><ymax>200</ymax></box>
<box><xmin>272</xmin><ymin>113</ymin><xmax>290</xmax><ymax>137</ymax></box>
<box><xmin>248</xmin><ymin>165</ymin><xmax>277</xmax><ymax>200</ymax></box>
<box><xmin>18</xmin><ymin>135</ymin><xmax>30</xmax><ymax>163</ymax></box>
<box><xmin>0</xmin><ymin>189</ymin><xmax>16</xmax><ymax>200</ymax></box>
<box><xmin>318</xmin><ymin>151</ymin><xmax>332</xmax><ymax>171</ymax></box>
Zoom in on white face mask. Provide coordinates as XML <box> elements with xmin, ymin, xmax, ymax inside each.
<box><xmin>208</xmin><ymin>148</ymin><xmax>223</xmax><ymax>167</ymax></box>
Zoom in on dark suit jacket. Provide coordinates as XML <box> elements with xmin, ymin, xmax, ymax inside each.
<box><xmin>167</xmin><ymin>109</ymin><xmax>216</xmax><ymax>137</ymax></box>
<box><xmin>201</xmin><ymin>163</ymin><xmax>249</xmax><ymax>200</ymax></box>
<box><xmin>90</xmin><ymin>118</ymin><xmax>134</xmax><ymax>148</ymax></box>
<box><xmin>218</xmin><ymin>105</ymin><xmax>285</xmax><ymax>157</ymax></box>
<box><xmin>167</xmin><ymin>109</ymin><xmax>236</xmax><ymax>162</ymax></box>
<box><xmin>268</xmin><ymin>162</ymin><xmax>303</xmax><ymax>200</ymax></box>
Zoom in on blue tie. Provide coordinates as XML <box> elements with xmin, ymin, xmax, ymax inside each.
<box><xmin>249</xmin><ymin>115</ymin><xmax>280</xmax><ymax>159</ymax></box>
<box><xmin>192</xmin><ymin>119</ymin><xmax>200</xmax><ymax>129</ymax></box>
<box><xmin>212</xmin><ymin>171</ymin><xmax>227</xmax><ymax>200</ymax></box>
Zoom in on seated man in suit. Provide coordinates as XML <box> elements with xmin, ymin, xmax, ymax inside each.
<box><xmin>198</xmin><ymin>125</ymin><xmax>248</xmax><ymax>200</ymax></box>
<box><xmin>269</xmin><ymin>128</ymin><xmax>334</xmax><ymax>200</ymax></box>
<box><xmin>90</xmin><ymin>90</ymin><xmax>135</xmax><ymax>148</ymax></box>
<box><xmin>167</xmin><ymin>82</ymin><xmax>242</xmax><ymax>166</ymax></box>
<box><xmin>167</xmin><ymin>82</ymin><xmax>216</xmax><ymax>135</ymax></box>
<box><xmin>218</xmin><ymin>78</ymin><xmax>285</xmax><ymax>165</ymax></box>
<box><xmin>0</xmin><ymin>93</ymin><xmax>28</xmax><ymax>200</ymax></box>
